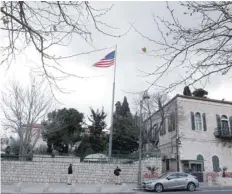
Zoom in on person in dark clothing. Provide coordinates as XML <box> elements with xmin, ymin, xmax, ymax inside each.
<box><xmin>114</xmin><ymin>166</ymin><xmax>121</xmax><ymax>185</ymax></box>
<box><xmin>68</xmin><ymin>164</ymin><xmax>73</xmax><ymax>174</ymax></box>
<box><xmin>67</xmin><ymin>164</ymin><xmax>73</xmax><ymax>185</ymax></box>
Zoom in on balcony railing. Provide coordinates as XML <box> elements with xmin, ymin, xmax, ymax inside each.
<box><xmin>214</xmin><ymin>129</ymin><xmax>232</xmax><ymax>138</ymax></box>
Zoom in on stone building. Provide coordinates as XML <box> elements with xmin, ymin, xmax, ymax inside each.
<box><xmin>6</xmin><ymin>124</ymin><xmax>47</xmax><ymax>151</ymax></box>
<box><xmin>21</xmin><ymin>123</ymin><xmax>47</xmax><ymax>148</ymax></box>
<box><xmin>144</xmin><ymin>94</ymin><xmax>232</xmax><ymax>177</ymax></box>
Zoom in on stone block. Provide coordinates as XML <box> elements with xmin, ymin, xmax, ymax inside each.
<box><xmin>15</xmin><ymin>182</ymin><xmax>22</xmax><ymax>193</ymax></box>
<box><xmin>43</xmin><ymin>183</ymin><xmax>50</xmax><ymax>192</ymax></box>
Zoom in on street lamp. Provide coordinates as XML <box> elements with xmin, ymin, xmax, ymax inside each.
<box><xmin>138</xmin><ymin>92</ymin><xmax>150</xmax><ymax>187</ymax></box>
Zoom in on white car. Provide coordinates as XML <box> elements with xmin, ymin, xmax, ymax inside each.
<box><xmin>143</xmin><ymin>172</ymin><xmax>199</xmax><ymax>193</ymax></box>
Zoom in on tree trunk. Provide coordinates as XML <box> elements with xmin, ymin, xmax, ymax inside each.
<box><xmin>19</xmin><ymin>143</ymin><xmax>28</xmax><ymax>161</ymax></box>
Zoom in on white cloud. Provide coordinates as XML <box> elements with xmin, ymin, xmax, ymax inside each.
<box><xmin>1</xmin><ymin>1</ymin><xmax>232</xmax><ymax>136</ymax></box>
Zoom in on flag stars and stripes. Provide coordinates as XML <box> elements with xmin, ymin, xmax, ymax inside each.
<box><xmin>93</xmin><ymin>51</ymin><xmax>115</xmax><ymax>68</ymax></box>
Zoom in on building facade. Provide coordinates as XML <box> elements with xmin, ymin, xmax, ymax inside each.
<box><xmin>22</xmin><ymin>123</ymin><xmax>47</xmax><ymax>148</ymax></box>
<box><xmin>144</xmin><ymin>95</ymin><xmax>232</xmax><ymax>176</ymax></box>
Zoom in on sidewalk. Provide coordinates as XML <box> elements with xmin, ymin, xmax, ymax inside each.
<box><xmin>2</xmin><ymin>182</ymin><xmax>232</xmax><ymax>194</ymax></box>
<box><xmin>199</xmin><ymin>182</ymin><xmax>232</xmax><ymax>190</ymax></box>
<box><xmin>1</xmin><ymin>183</ymin><xmax>136</xmax><ymax>194</ymax></box>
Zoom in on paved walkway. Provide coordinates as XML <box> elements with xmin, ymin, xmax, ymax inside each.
<box><xmin>2</xmin><ymin>182</ymin><xmax>232</xmax><ymax>194</ymax></box>
<box><xmin>1</xmin><ymin>183</ymin><xmax>136</xmax><ymax>194</ymax></box>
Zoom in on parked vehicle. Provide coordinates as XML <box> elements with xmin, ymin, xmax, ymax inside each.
<box><xmin>142</xmin><ymin>172</ymin><xmax>199</xmax><ymax>193</ymax></box>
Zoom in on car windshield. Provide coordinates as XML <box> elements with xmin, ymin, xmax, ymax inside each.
<box><xmin>158</xmin><ymin>173</ymin><xmax>169</xmax><ymax>179</ymax></box>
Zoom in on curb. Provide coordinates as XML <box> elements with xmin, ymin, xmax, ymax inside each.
<box><xmin>199</xmin><ymin>186</ymin><xmax>232</xmax><ymax>191</ymax></box>
<box><xmin>132</xmin><ymin>188</ymin><xmax>143</xmax><ymax>191</ymax></box>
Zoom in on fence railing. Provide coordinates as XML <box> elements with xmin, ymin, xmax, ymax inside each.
<box><xmin>1</xmin><ymin>154</ymin><xmax>33</xmax><ymax>161</ymax></box>
<box><xmin>1</xmin><ymin>149</ymin><xmax>161</xmax><ymax>164</ymax></box>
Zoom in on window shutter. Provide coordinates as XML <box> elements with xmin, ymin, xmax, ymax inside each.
<box><xmin>168</xmin><ymin>115</ymin><xmax>172</xmax><ymax>132</ymax></box>
<box><xmin>191</xmin><ymin>112</ymin><xmax>195</xmax><ymax>130</ymax></box>
<box><xmin>212</xmin><ymin>155</ymin><xmax>220</xmax><ymax>172</ymax></box>
<box><xmin>172</xmin><ymin>112</ymin><xmax>176</xmax><ymax>131</ymax></box>
<box><xmin>151</xmin><ymin>128</ymin><xmax>156</xmax><ymax>141</ymax></box>
<box><xmin>202</xmin><ymin>113</ymin><xmax>207</xmax><ymax>131</ymax></box>
<box><xmin>229</xmin><ymin>116</ymin><xmax>232</xmax><ymax>134</ymax></box>
<box><xmin>159</xmin><ymin>123</ymin><xmax>162</xmax><ymax>136</ymax></box>
<box><xmin>216</xmin><ymin>114</ymin><xmax>222</xmax><ymax>131</ymax></box>
<box><xmin>152</xmin><ymin>127</ymin><xmax>154</xmax><ymax>139</ymax></box>
<box><xmin>155</xmin><ymin>126</ymin><xmax>159</xmax><ymax>144</ymax></box>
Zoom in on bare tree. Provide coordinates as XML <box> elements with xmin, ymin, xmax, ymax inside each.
<box><xmin>135</xmin><ymin>1</ymin><xmax>232</xmax><ymax>92</ymax></box>
<box><xmin>1</xmin><ymin>77</ymin><xmax>54</xmax><ymax>158</ymax></box>
<box><xmin>1</xmin><ymin>1</ymin><xmax>129</xmax><ymax>92</ymax></box>
<box><xmin>144</xmin><ymin>92</ymin><xmax>170</xmax><ymax>151</ymax></box>
<box><xmin>134</xmin><ymin>92</ymin><xmax>169</xmax><ymax>151</ymax></box>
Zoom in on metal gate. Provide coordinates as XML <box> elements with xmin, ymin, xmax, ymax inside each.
<box><xmin>191</xmin><ymin>172</ymin><xmax>204</xmax><ymax>182</ymax></box>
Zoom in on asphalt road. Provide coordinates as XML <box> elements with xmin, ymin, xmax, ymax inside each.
<box><xmin>138</xmin><ymin>189</ymin><xmax>232</xmax><ymax>194</ymax></box>
<box><xmin>138</xmin><ymin>192</ymin><xmax>232</xmax><ymax>194</ymax></box>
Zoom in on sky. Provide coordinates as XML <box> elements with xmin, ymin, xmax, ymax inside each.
<box><xmin>1</xmin><ymin>1</ymin><xmax>232</xmax><ymax>137</ymax></box>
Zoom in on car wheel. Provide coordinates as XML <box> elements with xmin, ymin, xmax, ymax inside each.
<box><xmin>187</xmin><ymin>182</ymin><xmax>196</xmax><ymax>192</ymax></box>
<box><xmin>154</xmin><ymin>183</ymin><xmax>163</xmax><ymax>193</ymax></box>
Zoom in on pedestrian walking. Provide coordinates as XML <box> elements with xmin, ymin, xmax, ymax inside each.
<box><xmin>67</xmin><ymin>164</ymin><xmax>73</xmax><ymax>185</ymax></box>
<box><xmin>114</xmin><ymin>166</ymin><xmax>121</xmax><ymax>185</ymax></box>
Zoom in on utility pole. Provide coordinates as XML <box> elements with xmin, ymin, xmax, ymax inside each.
<box><xmin>176</xmin><ymin>135</ymin><xmax>180</xmax><ymax>172</ymax></box>
<box><xmin>138</xmin><ymin>92</ymin><xmax>150</xmax><ymax>187</ymax></box>
<box><xmin>175</xmin><ymin>98</ymin><xmax>180</xmax><ymax>172</ymax></box>
<box><xmin>138</xmin><ymin>100</ymin><xmax>143</xmax><ymax>187</ymax></box>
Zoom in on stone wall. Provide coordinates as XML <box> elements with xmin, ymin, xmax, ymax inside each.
<box><xmin>1</xmin><ymin>157</ymin><xmax>162</xmax><ymax>184</ymax></box>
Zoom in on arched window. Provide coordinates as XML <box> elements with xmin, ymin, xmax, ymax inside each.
<box><xmin>195</xmin><ymin>112</ymin><xmax>202</xmax><ymax>131</ymax></box>
<box><xmin>197</xmin><ymin>154</ymin><xmax>204</xmax><ymax>171</ymax></box>
<box><xmin>221</xmin><ymin>115</ymin><xmax>229</xmax><ymax>131</ymax></box>
<box><xmin>230</xmin><ymin>116</ymin><xmax>232</xmax><ymax>133</ymax></box>
<box><xmin>197</xmin><ymin>154</ymin><xmax>204</xmax><ymax>161</ymax></box>
<box><xmin>212</xmin><ymin>155</ymin><xmax>220</xmax><ymax>172</ymax></box>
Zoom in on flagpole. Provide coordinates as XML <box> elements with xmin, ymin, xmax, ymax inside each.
<box><xmin>109</xmin><ymin>45</ymin><xmax>117</xmax><ymax>159</ymax></box>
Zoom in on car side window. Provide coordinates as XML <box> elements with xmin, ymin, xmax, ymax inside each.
<box><xmin>168</xmin><ymin>173</ymin><xmax>179</xmax><ymax>180</ymax></box>
<box><xmin>179</xmin><ymin>173</ymin><xmax>188</xmax><ymax>178</ymax></box>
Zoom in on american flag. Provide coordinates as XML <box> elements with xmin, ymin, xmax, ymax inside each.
<box><xmin>93</xmin><ymin>51</ymin><xmax>115</xmax><ymax>68</ymax></box>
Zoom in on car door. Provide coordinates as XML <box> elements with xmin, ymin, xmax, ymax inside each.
<box><xmin>175</xmin><ymin>173</ymin><xmax>189</xmax><ymax>189</ymax></box>
<box><xmin>165</xmin><ymin>173</ymin><xmax>180</xmax><ymax>189</ymax></box>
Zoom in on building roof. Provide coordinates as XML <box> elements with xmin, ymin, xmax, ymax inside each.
<box><xmin>177</xmin><ymin>94</ymin><xmax>232</xmax><ymax>106</ymax></box>
<box><xmin>22</xmin><ymin>123</ymin><xmax>41</xmax><ymax>128</ymax></box>
<box><xmin>144</xmin><ymin>94</ymin><xmax>232</xmax><ymax>123</ymax></box>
